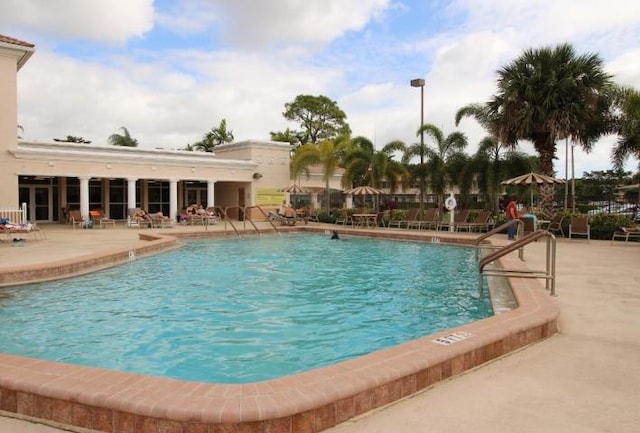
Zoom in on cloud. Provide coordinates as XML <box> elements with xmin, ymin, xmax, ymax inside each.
<box><xmin>197</xmin><ymin>0</ymin><xmax>390</xmax><ymax>49</ymax></box>
<box><xmin>0</xmin><ymin>0</ymin><xmax>154</xmax><ymax>45</ymax></box>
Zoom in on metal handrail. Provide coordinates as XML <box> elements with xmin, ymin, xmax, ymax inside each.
<box><xmin>214</xmin><ymin>206</ymin><xmax>240</xmax><ymax>236</ymax></box>
<box><xmin>244</xmin><ymin>205</ymin><xmax>280</xmax><ymax>234</ymax></box>
<box><xmin>475</xmin><ymin>219</ymin><xmax>525</xmax><ymax>260</ymax></box>
<box><xmin>478</xmin><ymin>229</ymin><xmax>557</xmax><ymax>298</ymax></box>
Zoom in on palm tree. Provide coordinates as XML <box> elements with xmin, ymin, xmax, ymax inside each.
<box><xmin>456</xmin><ymin>103</ymin><xmax>516</xmax><ymax>212</ymax></box>
<box><xmin>341</xmin><ymin>137</ymin><xmax>407</xmax><ymax>190</ymax></box>
<box><xmin>291</xmin><ymin>137</ymin><xmax>348</xmax><ymax>213</ymax></box>
<box><xmin>611</xmin><ymin>86</ymin><xmax>640</xmax><ymax>170</ymax></box>
<box><xmin>108</xmin><ymin>127</ymin><xmax>139</xmax><ymax>147</ymax></box>
<box><xmin>488</xmin><ymin>43</ymin><xmax>613</xmax><ymax>216</ymax></box>
<box><xmin>194</xmin><ymin>119</ymin><xmax>234</xmax><ymax>152</ymax></box>
<box><xmin>403</xmin><ymin>124</ymin><xmax>468</xmax><ymax>213</ymax></box>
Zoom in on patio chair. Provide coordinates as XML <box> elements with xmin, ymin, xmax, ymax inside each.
<box><xmin>457</xmin><ymin>210</ymin><xmax>491</xmax><ymax>232</ymax></box>
<box><xmin>90</xmin><ymin>209</ymin><xmax>116</xmax><ymax>229</ymax></box>
<box><xmin>439</xmin><ymin>209</ymin><xmax>470</xmax><ymax>232</ymax></box>
<box><xmin>569</xmin><ymin>216</ymin><xmax>590</xmax><ymax>241</ymax></box>
<box><xmin>151</xmin><ymin>212</ymin><xmax>174</xmax><ymax>228</ymax></box>
<box><xmin>546</xmin><ymin>215</ymin><xmax>565</xmax><ymax>238</ymax></box>
<box><xmin>68</xmin><ymin>210</ymin><xmax>86</xmax><ymax>229</ymax></box>
<box><xmin>389</xmin><ymin>208</ymin><xmax>419</xmax><ymax>229</ymax></box>
<box><xmin>611</xmin><ymin>226</ymin><xmax>640</xmax><ymax>244</ymax></box>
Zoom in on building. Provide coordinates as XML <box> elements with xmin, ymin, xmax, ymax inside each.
<box><xmin>1</xmin><ymin>34</ymin><xmax>342</xmax><ymax>223</ymax></box>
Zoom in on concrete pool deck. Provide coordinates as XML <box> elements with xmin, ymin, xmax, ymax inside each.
<box><xmin>0</xmin><ymin>223</ymin><xmax>638</xmax><ymax>432</ymax></box>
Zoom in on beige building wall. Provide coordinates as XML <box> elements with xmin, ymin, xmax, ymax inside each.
<box><xmin>0</xmin><ymin>44</ymin><xmax>23</xmax><ymax>205</ymax></box>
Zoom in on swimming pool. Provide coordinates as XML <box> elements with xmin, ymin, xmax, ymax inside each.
<box><xmin>0</xmin><ymin>233</ymin><xmax>491</xmax><ymax>383</ymax></box>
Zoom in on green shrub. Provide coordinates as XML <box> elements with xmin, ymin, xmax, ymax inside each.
<box><xmin>587</xmin><ymin>213</ymin><xmax>634</xmax><ymax>240</ymax></box>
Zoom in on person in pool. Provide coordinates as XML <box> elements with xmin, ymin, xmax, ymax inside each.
<box><xmin>330</xmin><ymin>230</ymin><xmax>340</xmax><ymax>240</ymax></box>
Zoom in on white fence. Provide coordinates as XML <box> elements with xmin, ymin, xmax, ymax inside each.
<box><xmin>0</xmin><ymin>202</ymin><xmax>27</xmax><ymax>224</ymax></box>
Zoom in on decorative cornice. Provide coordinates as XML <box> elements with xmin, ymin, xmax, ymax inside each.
<box><xmin>12</xmin><ymin>141</ymin><xmax>257</xmax><ymax>169</ymax></box>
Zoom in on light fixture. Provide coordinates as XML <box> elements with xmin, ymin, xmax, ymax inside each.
<box><xmin>253</xmin><ymin>172</ymin><xmax>263</xmax><ymax>179</ymax></box>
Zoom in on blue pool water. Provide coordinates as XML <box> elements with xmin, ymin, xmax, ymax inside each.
<box><xmin>0</xmin><ymin>233</ymin><xmax>491</xmax><ymax>383</ymax></box>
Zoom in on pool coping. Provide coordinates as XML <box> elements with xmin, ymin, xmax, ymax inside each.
<box><xmin>0</xmin><ymin>227</ymin><xmax>558</xmax><ymax>433</ymax></box>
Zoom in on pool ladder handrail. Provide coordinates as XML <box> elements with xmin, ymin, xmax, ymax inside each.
<box><xmin>243</xmin><ymin>205</ymin><xmax>280</xmax><ymax>234</ymax></box>
<box><xmin>475</xmin><ymin>219</ymin><xmax>525</xmax><ymax>260</ymax></box>
<box><xmin>478</xmin><ymin>229</ymin><xmax>557</xmax><ymax>298</ymax></box>
<box><xmin>210</xmin><ymin>206</ymin><xmax>240</xmax><ymax>236</ymax></box>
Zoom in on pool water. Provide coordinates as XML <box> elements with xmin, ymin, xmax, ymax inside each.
<box><xmin>0</xmin><ymin>233</ymin><xmax>491</xmax><ymax>383</ymax></box>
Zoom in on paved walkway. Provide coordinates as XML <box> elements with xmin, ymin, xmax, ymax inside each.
<box><xmin>1</xmin><ymin>225</ymin><xmax>639</xmax><ymax>432</ymax></box>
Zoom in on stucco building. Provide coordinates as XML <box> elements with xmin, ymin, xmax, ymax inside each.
<box><xmin>1</xmin><ymin>34</ymin><xmax>342</xmax><ymax>223</ymax></box>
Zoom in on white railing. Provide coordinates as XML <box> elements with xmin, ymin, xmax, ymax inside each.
<box><xmin>0</xmin><ymin>202</ymin><xmax>27</xmax><ymax>224</ymax></box>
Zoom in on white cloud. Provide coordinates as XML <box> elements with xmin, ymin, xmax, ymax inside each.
<box><xmin>202</xmin><ymin>0</ymin><xmax>390</xmax><ymax>49</ymax></box>
<box><xmin>0</xmin><ymin>0</ymin><xmax>154</xmax><ymax>45</ymax></box>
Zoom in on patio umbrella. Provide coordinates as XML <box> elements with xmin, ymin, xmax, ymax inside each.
<box><xmin>501</xmin><ymin>172</ymin><xmax>566</xmax><ymax>206</ymax></box>
<box><xmin>280</xmin><ymin>184</ymin><xmax>310</xmax><ymax>208</ymax></box>
<box><xmin>344</xmin><ymin>186</ymin><xmax>385</xmax><ymax>209</ymax></box>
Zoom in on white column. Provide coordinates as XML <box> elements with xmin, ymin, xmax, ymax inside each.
<box><xmin>346</xmin><ymin>194</ymin><xmax>353</xmax><ymax>209</ymax></box>
<box><xmin>207</xmin><ymin>179</ymin><xmax>216</xmax><ymax>208</ymax></box>
<box><xmin>310</xmin><ymin>193</ymin><xmax>319</xmax><ymax>211</ymax></box>
<box><xmin>127</xmin><ymin>178</ymin><xmax>138</xmax><ymax>211</ymax></box>
<box><xmin>79</xmin><ymin>176</ymin><xmax>90</xmax><ymax>221</ymax></box>
<box><xmin>169</xmin><ymin>179</ymin><xmax>178</xmax><ymax>221</ymax></box>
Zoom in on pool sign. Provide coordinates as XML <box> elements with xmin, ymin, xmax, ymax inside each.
<box><xmin>432</xmin><ymin>331</ymin><xmax>473</xmax><ymax>345</ymax></box>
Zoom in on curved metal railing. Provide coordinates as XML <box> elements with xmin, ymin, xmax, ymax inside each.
<box><xmin>478</xmin><ymin>229</ymin><xmax>557</xmax><ymax>298</ymax></box>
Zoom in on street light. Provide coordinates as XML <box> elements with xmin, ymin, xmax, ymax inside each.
<box><xmin>410</xmin><ymin>78</ymin><xmax>426</xmax><ymax>215</ymax></box>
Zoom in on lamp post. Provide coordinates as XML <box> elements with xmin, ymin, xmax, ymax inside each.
<box><xmin>564</xmin><ymin>138</ymin><xmax>569</xmax><ymax>211</ymax></box>
<box><xmin>410</xmin><ymin>78</ymin><xmax>426</xmax><ymax>215</ymax></box>
<box><xmin>571</xmin><ymin>142</ymin><xmax>576</xmax><ymax>212</ymax></box>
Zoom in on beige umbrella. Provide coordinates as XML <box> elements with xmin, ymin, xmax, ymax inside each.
<box><xmin>344</xmin><ymin>186</ymin><xmax>385</xmax><ymax>209</ymax></box>
<box><xmin>280</xmin><ymin>184</ymin><xmax>311</xmax><ymax>194</ymax></box>
<box><xmin>501</xmin><ymin>172</ymin><xmax>566</xmax><ymax>206</ymax></box>
<box><xmin>280</xmin><ymin>184</ymin><xmax>310</xmax><ymax>208</ymax></box>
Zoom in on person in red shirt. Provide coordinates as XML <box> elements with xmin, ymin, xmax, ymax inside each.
<box><xmin>505</xmin><ymin>196</ymin><xmax>519</xmax><ymax>240</ymax></box>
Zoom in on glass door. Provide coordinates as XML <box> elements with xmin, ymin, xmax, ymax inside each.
<box><xmin>18</xmin><ymin>185</ymin><xmax>52</xmax><ymax>222</ymax></box>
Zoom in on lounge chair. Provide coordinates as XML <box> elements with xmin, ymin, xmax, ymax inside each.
<box><xmin>151</xmin><ymin>212</ymin><xmax>174</xmax><ymax>228</ymax></box>
<box><xmin>89</xmin><ymin>209</ymin><xmax>116</xmax><ymax>229</ymax></box>
<box><xmin>569</xmin><ymin>216</ymin><xmax>590</xmax><ymax>241</ymax></box>
<box><xmin>389</xmin><ymin>208</ymin><xmax>419</xmax><ymax>229</ymax></box>
<box><xmin>68</xmin><ymin>210</ymin><xmax>86</xmax><ymax>229</ymax></box>
<box><xmin>457</xmin><ymin>210</ymin><xmax>491</xmax><ymax>232</ymax></box>
<box><xmin>611</xmin><ymin>226</ymin><xmax>640</xmax><ymax>244</ymax></box>
<box><xmin>268</xmin><ymin>211</ymin><xmax>296</xmax><ymax>226</ymax></box>
<box><xmin>439</xmin><ymin>209</ymin><xmax>470</xmax><ymax>232</ymax></box>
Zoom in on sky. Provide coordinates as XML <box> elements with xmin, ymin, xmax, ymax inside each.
<box><xmin>2</xmin><ymin>0</ymin><xmax>640</xmax><ymax>178</ymax></box>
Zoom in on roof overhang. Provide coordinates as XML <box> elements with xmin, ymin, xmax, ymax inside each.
<box><xmin>11</xmin><ymin>140</ymin><xmax>257</xmax><ymax>170</ymax></box>
<box><xmin>0</xmin><ymin>39</ymin><xmax>35</xmax><ymax>71</ymax></box>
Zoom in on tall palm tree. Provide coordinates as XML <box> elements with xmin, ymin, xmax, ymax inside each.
<box><xmin>108</xmin><ymin>127</ymin><xmax>139</xmax><ymax>147</ymax></box>
<box><xmin>403</xmin><ymin>124</ymin><xmax>468</xmax><ymax>213</ymax></box>
<box><xmin>488</xmin><ymin>43</ymin><xmax>613</xmax><ymax>216</ymax></box>
<box><xmin>611</xmin><ymin>86</ymin><xmax>640</xmax><ymax>170</ymax></box>
<box><xmin>291</xmin><ymin>137</ymin><xmax>348</xmax><ymax>212</ymax></box>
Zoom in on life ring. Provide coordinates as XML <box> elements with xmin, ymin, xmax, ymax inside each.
<box><xmin>444</xmin><ymin>195</ymin><xmax>457</xmax><ymax>211</ymax></box>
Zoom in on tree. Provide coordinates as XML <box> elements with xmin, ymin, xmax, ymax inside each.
<box><xmin>403</xmin><ymin>124</ymin><xmax>468</xmax><ymax>214</ymax></box>
<box><xmin>282</xmin><ymin>95</ymin><xmax>351</xmax><ymax>145</ymax></box>
<box><xmin>611</xmin><ymin>86</ymin><xmax>640</xmax><ymax>170</ymax></box>
<box><xmin>456</xmin><ymin>103</ymin><xmax>524</xmax><ymax>212</ymax></box>
<box><xmin>488</xmin><ymin>43</ymin><xmax>613</xmax><ymax>217</ymax></box>
<box><xmin>291</xmin><ymin>137</ymin><xmax>348</xmax><ymax>212</ymax></box>
<box><xmin>341</xmin><ymin>136</ymin><xmax>408</xmax><ymax>192</ymax></box>
<box><xmin>270</xmin><ymin>128</ymin><xmax>301</xmax><ymax>147</ymax></box>
<box><xmin>194</xmin><ymin>119</ymin><xmax>234</xmax><ymax>152</ymax></box>
<box><xmin>108</xmin><ymin>127</ymin><xmax>138</xmax><ymax>147</ymax></box>
<box><xmin>53</xmin><ymin>135</ymin><xmax>91</xmax><ymax>144</ymax></box>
